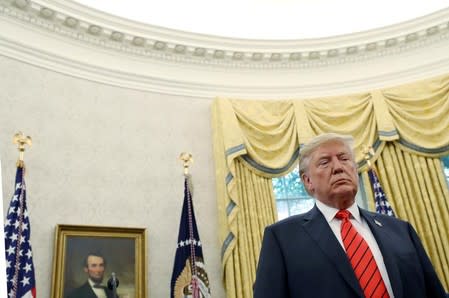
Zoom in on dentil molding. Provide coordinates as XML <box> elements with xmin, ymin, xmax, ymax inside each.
<box><xmin>1</xmin><ymin>0</ymin><xmax>449</xmax><ymax>97</ymax></box>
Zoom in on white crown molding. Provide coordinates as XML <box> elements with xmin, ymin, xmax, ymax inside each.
<box><xmin>1</xmin><ymin>0</ymin><xmax>449</xmax><ymax>97</ymax></box>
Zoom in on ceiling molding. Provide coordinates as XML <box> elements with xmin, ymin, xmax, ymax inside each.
<box><xmin>3</xmin><ymin>0</ymin><xmax>449</xmax><ymax>67</ymax></box>
<box><xmin>1</xmin><ymin>0</ymin><xmax>449</xmax><ymax>97</ymax></box>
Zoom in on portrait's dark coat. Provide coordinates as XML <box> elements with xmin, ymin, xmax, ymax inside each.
<box><xmin>66</xmin><ymin>281</ymin><xmax>115</xmax><ymax>298</ymax></box>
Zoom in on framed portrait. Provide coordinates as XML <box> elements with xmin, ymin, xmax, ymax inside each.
<box><xmin>51</xmin><ymin>224</ymin><xmax>147</xmax><ymax>298</ymax></box>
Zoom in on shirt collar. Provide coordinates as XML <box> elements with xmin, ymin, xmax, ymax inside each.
<box><xmin>88</xmin><ymin>279</ymin><xmax>94</xmax><ymax>287</ymax></box>
<box><xmin>315</xmin><ymin>200</ymin><xmax>361</xmax><ymax>223</ymax></box>
<box><xmin>88</xmin><ymin>278</ymin><xmax>103</xmax><ymax>288</ymax></box>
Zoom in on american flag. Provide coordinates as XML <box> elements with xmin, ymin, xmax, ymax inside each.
<box><xmin>170</xmin><ymin>175</ymin><xmax>211</xmax><ymax>298</ymax></box>
<box><xmin>4</xmin><ymin>166</ymin><xmax>36</xmax><ymax>298</ymax></box>
<box><xmin>367</xmin><ymin>168</ymin><xmax>396</xmax><ymax>217</ymax></box>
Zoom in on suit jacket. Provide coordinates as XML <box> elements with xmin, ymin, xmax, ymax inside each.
<box><xmin>253</xmin><ymin>206</ymin><xmax>447</xmax><ymax>298</ymax></box>
<box><xmin>66</xmin><ymin>281</ymin><xmax>116</xmax><ymax>298</ymax></box>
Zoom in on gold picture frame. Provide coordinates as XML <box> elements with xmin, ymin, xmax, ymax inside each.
<box><xmin>51</xmin><ymin>224</ymin><xmax>147</xmax><ymax>298</ymax></box>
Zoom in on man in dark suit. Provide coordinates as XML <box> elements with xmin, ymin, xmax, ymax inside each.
<box><xmin>67</xmin><ymin>252</ymin><xmax>115</xmax><ymax>298</ymax></box>
<box><xmin>254</xmin><ymin>133</ymin><xmax>447</xmax><ymax>298</ymax></box>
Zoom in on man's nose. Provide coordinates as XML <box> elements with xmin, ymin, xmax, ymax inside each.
<box><xmin>331</xmin><ymin>159</ymin><xmax>344</xmax><ymax>173</ymax></box>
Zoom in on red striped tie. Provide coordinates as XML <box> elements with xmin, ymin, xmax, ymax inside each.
<box><xmin>335</xmin><ymin>210</ymin><xmax>389</xmax><ymax>298</ymax></box>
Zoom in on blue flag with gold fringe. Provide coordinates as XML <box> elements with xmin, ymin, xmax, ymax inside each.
<box><xmin>367</xmin><ymin>168</ymin><xmax>396</xmax><ymax>217</ymax></box>
<box><xmin>170</xmin><ymin>175</ymin><xmax>211</xmax><ymax>298</ymax></box>
<box><xmin>4</xmin><ymin>166</ymin><xmax>37</xmax><ymax>298</ymax></box>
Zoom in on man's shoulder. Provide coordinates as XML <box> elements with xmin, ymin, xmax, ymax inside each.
<box><xmin>66</xmin><ymin>282</ymin><xmax>91</xmax><ymax>298</ymax></box>
<box><xmin>359</xmin><ymin>207</ymin><xmax>410</xmax><ymax>227</ymax></box>
<box><xmin>266</xmin><ymin>207</ymin><xmax>317</xmax><ymax>231</ymax></box>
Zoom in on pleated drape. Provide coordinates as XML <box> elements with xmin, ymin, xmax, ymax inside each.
<box><xmin>224</xmin><ymin>160</ymin><xmax>277</xmax><ymax>298</ymax></box>
<box><xmin>211</xmin><ymin>73</ymin><xmax>449</xmax><ymax>298</ymax></box>
<box><xmin>374</xmin><ymin>143</ymin><xmax>449</xmax><ymax>288</ymax></box>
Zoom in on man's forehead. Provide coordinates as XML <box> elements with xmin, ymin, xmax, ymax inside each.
<box><xmin>313</xmin><ymin>141</ymin><xmax>351</xmax><ymax>156</ymax></box>
<box><xmin>87</xmin><ymin>255</ymin><xmax>104</xmax><ymax>263</ymax></box>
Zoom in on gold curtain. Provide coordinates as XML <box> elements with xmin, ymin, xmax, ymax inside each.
<box><xmin>223</xmin><ymin>160</ymin><xmax>278</xmax><ymax>298</ymax></box>
<box><xmin>211</xmin><ymin>74</ymin><xmax>449</xmax><ymax>298</ymax></box>
<box><xmin>373</xmin><ymin>143</ymin><xmax>449</xmax><ymax>286</ymax></box>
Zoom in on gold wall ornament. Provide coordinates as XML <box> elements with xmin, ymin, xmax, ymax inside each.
<box><xmin>362</xmin><ymin>146</ymin><xmax>375</xmax><ymax>169</ymax></box>
<box><xmin>13</xmin><ymin>131</ymin><xmax>32</xmax><ymax>168</ymax></box>
<box><xmin>179</xmin><ymin>152</ymin><xmax>193</xmax><ymax>175</ymax></box>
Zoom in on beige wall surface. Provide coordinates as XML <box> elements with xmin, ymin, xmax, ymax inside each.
<box><xmin>0</xmin><ymin>56</ymin><xmax>225</xmax><ymax>298</ymax></box>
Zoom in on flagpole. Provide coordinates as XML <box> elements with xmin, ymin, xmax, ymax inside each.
<box><xmin>12</xmin><ymin>132</ymin><xmax>32</xmax><ymax>297</ymax></box>
<box><xmin>0</xmin><ymin>157</ymin><xmax>7</xmax><ymax>297</ymax></box>
<box><xmin>5</xmin><ymin>132</ymin><xmax>36</xmax><ymax>298</ymax></box>
<box><xmin>171</xmin><ymin>152</ymin><xmax>211</xmax><ymax>298</ymax></box>
<box><xmin>12</xmin><ymin>132</ymin><xmax>32</xmax><ymax>169</ymax></box>
<box><xmin>363</xmin><ymin>145</ymin><xmax>396</xmax><ymax>217</ymax></box>
<box><xmin>179</xmin><ymin>153</ymin><xmax>200</xmax><ymax>298</ymax></box>
<box><xmin>179</xmin><ymin>152</ymin><xmax>193</xmax><ymax>176</ymax></box>
<box><xmin>362</xmin><ymin>146</ymin><xmax>375</xmax><ymax>169</ymax></box>
<box><xmin>179</xmin><ymin>152</ymin><xmax>195</xmax><ymax>205</ymax></box>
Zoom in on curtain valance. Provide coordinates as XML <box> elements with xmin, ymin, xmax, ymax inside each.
<box><xmin>215</xmin><ymin>74</ymin><xmax>449</xmax><ymax>178</ymax></box>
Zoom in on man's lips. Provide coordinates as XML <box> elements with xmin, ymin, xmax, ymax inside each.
<box><xmin>332</xmin><ymin>178</ymin><xmax>351</xmax><ymax>185</ymax></box>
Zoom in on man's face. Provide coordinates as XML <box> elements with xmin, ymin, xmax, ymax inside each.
<box><xmin>302</xmin><ymin>140</ymin><xmax>358</xmax><ymax>209</ymax></box>
<box><xmin>84</xmin><ymin>255</ymin><xmax>105</xmax><ymax>283</ymax></box>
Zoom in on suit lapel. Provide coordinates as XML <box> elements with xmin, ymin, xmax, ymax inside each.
<box><xmin>303</xmin><ymin>206</ymin><xmax>363</xmax><ymax>297</ymax></box>
<box><xmin>360</xmin><ymin>209</ymin><xmax>404</xmax><ymax>298</ymax></box>
<box><xmin>85</xmin><ymin>281</ymin><xmax>103</xmax><ymax>298</ymax></box>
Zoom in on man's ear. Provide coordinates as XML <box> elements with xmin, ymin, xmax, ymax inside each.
<box><xmin>84</xmin><ymin>267</ymin><xmax>88</xmax><ymax>273</ymax></box>
<box><xmin>301</xmin><ymin>173</ymin><xmax>313</xmax><ymax>194</ymax></box>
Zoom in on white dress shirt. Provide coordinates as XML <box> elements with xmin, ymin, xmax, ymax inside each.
<box><xmin>315</xmin><ymin>200</ymin><xmax>394</xmax><ymax>297</ymax></box>
<box><xmin>88</xmin><ymin>278</ymin><xmax>107</xmax><ymax>298</ymax></box>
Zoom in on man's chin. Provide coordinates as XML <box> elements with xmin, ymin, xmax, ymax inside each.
<box><xmin>332</xmin><ymin>186</ymin><xmax>357</xmax><ymax>198</ymax></box>
<box><xmin>90</xmin><ymin>277</ymin><xmax>103</xmax><ymax>284</ymax></box>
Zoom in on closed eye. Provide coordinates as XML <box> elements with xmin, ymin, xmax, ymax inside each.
<box><xmin>338</xmin><ymin>154</ymin><xmax>351</xmax><ymax>161</ymax></box>
<box><xmin>318</xmin><ymin>159</ymin><xmax>329</xmax><ymax>166</ymax></box>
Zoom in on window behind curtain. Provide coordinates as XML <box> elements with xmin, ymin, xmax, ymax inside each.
<box><xmin>441</xmin><ymin>155</ymin><xmax>449</xmax><ymax>185</ymax></box>
<box><xmin>272</xmin><ymin>168</ymin><xmax>315</xmax><ymax>220</ymax></box>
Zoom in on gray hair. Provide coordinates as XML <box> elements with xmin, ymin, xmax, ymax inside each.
<box><xmin>298</xmin><ymin>133</ymin><xmax>355</xmax><ymax>176</ymax></box>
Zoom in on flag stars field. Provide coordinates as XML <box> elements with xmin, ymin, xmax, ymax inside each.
<box><xmin>4</xmin><ymin>166</ymin><xmax>36</xmax><ymax>298</ymax></box>
<box><xmin>6</xmin><ymin>246</ymin><xmax>15</xmax><ymax>255</ymax></box>
<box><xmin>20</xmin><ymin>276</ymin><xmax>31</xmax><ymax>286</ymax></box>
<box><xmin>23</xmin><ymin>263</ymin><xmax>32</xmax><ymax>273</ymax></box>
<box><xmin>178</xmin><ymin>238</ymin><xmax>203</xmax><ymax>248</ymax></box>
<box><xmin>9</xmin><ymin>232</ymin><xmax>18</xmax><ymax>242</ymax></box>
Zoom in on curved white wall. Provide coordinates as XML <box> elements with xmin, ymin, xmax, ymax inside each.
<box><xmin>2</xmin><ymin>0</ymin><xmax>449</xmax><ymax>97</ymax></box>
<box><xmin>1</xmin><ymin>0</ymin><xmax>449</xmax><ymax>297</ymax></box>
<box><xmin>0</xmin><ymin>55</ymin><xmax>223</xmax><ymax>298</ymax></box>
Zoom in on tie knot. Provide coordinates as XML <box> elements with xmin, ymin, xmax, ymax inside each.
<box><xmin>93</xmin><ymin>284</ymin><xmax>105</xmax><ymax>289</ymax></box>
<box><xmin>335</xmin><ymin>209</ymin><xmax>351</xmax><ymax>220</ymax></box>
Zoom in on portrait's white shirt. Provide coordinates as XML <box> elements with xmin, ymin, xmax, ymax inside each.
<box><xmin>315</xmin><ymin>200</ymin><xmax>394</xmax><ymax>297</ymax></box>
<box><xmin>88</xmin><ymin>278</ymin><xmax>107</xmax><ymax>298</ymax></box>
